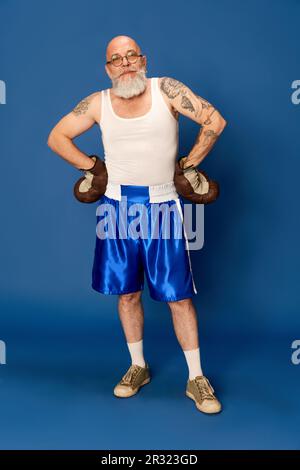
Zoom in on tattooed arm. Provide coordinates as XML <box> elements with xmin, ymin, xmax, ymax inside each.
<box><xmin>159</xmin><ymin>77</ymin><xmax>227</xmax><ymax>168</ymax></box>
<box><xmin>47</xmin><ymin>92</ymin><xmax>101</xmax><ymax>170</ymax></box>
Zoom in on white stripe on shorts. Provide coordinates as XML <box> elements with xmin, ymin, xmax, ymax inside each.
<box><xmin>175</xmin><ymin>198</ymin><xmax>198</xmax><ymax>294</ymax></box>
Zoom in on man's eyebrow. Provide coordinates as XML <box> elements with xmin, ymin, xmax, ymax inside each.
<box><xmin>110</xmin><ymin>49</ymin><xmax>137</xmax><ymax>58</ymax></box>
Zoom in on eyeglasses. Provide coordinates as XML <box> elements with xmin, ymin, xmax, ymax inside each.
<box><xmin>106</xmin><ymin>49</ymin><xmax>143</xmax><ymax>67</ymax></box>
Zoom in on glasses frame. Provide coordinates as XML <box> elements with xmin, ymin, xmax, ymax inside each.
<box><xmin>106</xmin><ymin>49</ymin><xmax>144</xmax><ymax>67</ymax></box>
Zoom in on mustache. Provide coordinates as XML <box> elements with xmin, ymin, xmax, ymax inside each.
<box><xmin>119</xmin><ymin>69</ymin><xmax>136</xmax><ymax>77</ymax></box>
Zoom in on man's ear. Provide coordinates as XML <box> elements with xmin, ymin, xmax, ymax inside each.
<box><xmin>105</xmin><ymin>64</ymin><xmax>111</xmax><ymax>79</ymax></box>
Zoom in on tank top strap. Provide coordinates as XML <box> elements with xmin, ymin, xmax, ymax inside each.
<box><xmin>152</xmin><ymin>77</ymin><xmax>160</xmax><ymax>104</ymax></box>
<box><xmin>100</xmin><ymin>88</ymin><xmax>110</xmax><ymax>121</ymax></box>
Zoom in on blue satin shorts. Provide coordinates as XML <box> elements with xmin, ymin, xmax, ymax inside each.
<box><xmin>92</xmin><ymin>184</ymin><xmax>197</xmax><ymax>302</ymax></box>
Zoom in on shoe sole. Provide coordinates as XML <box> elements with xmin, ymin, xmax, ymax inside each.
<box><xmin>114</xmin><ymin>377</ymin><xmax>151</xmax><ymax>398</ymax></box>
<box><xmin>186</xmin><ymin>391</ymin><xmax>222</xmax><ymax>414</ymax></box>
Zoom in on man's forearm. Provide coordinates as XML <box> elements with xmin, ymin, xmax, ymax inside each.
<box><xmin>183</xmin><ymin>116</ymin><xmax>227</xmax><ymax>168</ymax></box>
<box><xmin>47</xmin><ymin>132</ymin><xmax>94</xmax><ymax>170</ymax></box>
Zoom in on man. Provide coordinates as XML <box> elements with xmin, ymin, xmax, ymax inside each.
<box><xmin>47</xmin><ymin>35</ymin><xmax>227</xmax><ymax>414</ymax></box>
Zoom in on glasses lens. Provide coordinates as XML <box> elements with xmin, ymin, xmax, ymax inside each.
<box><xmin>127</xmin><ymin>51</ymin><xmax>139</xmax><ymax>63</ymax></box>
<box><xmin>111</xmin><ymin>55</ymin><xmax>122</xmax><ymax>66</ymax></box>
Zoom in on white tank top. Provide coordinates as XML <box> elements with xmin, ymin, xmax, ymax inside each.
<box><xmin>99</xmin><ymin>77</ymin><xmax>179</xmax><ymax>185</ymax></box>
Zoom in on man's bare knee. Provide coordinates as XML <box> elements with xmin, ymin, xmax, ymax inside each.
<box><xmin>119</xmin><ymin>291</ymin><xmax>142</xmax><ymax>304</ymax></box>
<box><xmin>167</xmin><ymin>298</ymin><xmax>192</xmax><ymax>308</ymax></box>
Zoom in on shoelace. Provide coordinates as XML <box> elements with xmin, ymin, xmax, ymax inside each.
<box><xmin>120</xmin><ymin>365</ymin><xmax>140</xmax><ymax>386</ymax></box>
<box><xmin>194</xmin><ymin>376</ymin><xmax>215</xmax><ymax>401</ymax></box>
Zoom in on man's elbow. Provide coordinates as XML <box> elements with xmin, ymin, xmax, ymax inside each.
<box><xmin>47</xmin><ymin>129</ymin><xmax>64</xmax><ymax>151</ymax></box>
<box><xmin>218</xmin><ymin>115</ymin><xmax>227</xmax><ymax>133</ymax></box>
<box><xmin>47</xmin><ymin>130</ymin><xmax>56</xmax><ymax>150</ymax></box>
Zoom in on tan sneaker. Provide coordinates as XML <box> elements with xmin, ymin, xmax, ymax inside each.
<box><xmin>113</xmin><ymin>363</ymin><xmax>151</xmax><ymax>398</ymax></box>
<box><xmin>186</xmin><ymin>375</ymin><xmax>222</xmax><ymax>414</ymax></box>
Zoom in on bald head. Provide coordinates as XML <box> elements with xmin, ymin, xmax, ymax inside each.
<box><xmin>106</xmin><ymin>35</ymin><xmax>141</xmax><ymax>61</ymax></box>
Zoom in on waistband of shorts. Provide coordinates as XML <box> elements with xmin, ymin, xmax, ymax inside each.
<box><xmin>104</xmin><ymin>181</ymin><xmax>180</xmax><ymax>203</ymax></box>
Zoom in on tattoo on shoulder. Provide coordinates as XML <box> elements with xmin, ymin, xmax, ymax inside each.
<box><xmin>160</xmin><ymin>77</ymin><xmax>215</xmax><ymax>120</ymax></box>
<box><xmin>160</xmin><ymin>77</ymin><xmax>185</xmax><ymax>99</ymax></box>
<box><xmin>160</xmin><ymin>77</ymin><xmax>196</xmax><ymax>114</ymax></box>
<box><xmin>72</xmin><ymin>92</ymin><xmax>99</xmax><ymax>116</ymax></box>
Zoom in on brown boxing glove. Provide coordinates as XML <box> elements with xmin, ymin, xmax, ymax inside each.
<box><xmin>174</xmin><ymin>156</ymin><xmax>219</xmax><ymax>204</ymax></box>
<box><xmin>73</xmin><ymin>155</ymin><xmax>108</xmax><ymax>203</ymax></box>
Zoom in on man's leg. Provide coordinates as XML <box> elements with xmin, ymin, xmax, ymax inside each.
<box><xmin>168</xmin><ymin>298</ymin><xmax>222</xmax><ymax>414</ymax></box>
<box><xmin>118</xmin><ymin>291</ymin><xmax>146</xmax><ymax>367</ymax></box>
<box><xmin>114</xmin><ymin>291</ymin><xmax>150</xmax><ymax>398</ymax></box>
<box><xmin>167</xmin><ymin>298</ymin><xmax>202</xmax><ymax>378</ymax></box>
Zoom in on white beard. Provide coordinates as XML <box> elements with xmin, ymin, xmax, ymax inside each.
<box><xmin>111</xmin><ymin>69</ymin><xmax>148</xmax><ymax>99</ymax></box>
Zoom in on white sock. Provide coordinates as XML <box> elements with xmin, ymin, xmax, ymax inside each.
<box><xmin>127</xmin><ymin>339</ymin><xmax>146</xmax><ymax>367</ymax></box>
<box><xmin>183</xmin><ymin>347</ymin><xmax>203</xmax><ymax>380</ymax></box>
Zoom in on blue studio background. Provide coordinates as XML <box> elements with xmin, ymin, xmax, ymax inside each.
<box><xmin>0</xmin><ymin>0</ymin><xmax>299</xmax><ymax>450</ymax></box>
